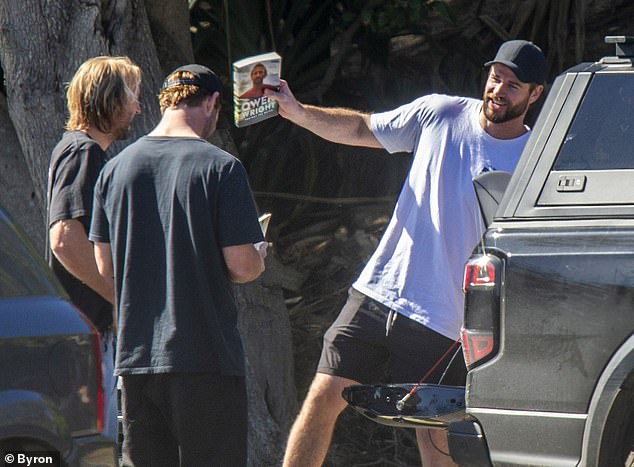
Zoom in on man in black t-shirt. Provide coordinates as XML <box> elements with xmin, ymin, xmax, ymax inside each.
<box><xmin>89</xmin><ymin>64</ymin><xmax>267</xmax><ymax>467</ymax></box>
<box><xmin>47</xmin><ymin>56</ymin><xmax>142</xmax><ymax>441</ymax></box>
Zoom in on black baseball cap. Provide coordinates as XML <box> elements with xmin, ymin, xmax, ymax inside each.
<box><xmin>484</xmin><ymin>40</ymin><xmax>546</xmax><ymax>84</ymax></box>
<box><xmin>161</xmin><ymin>64</ymin><xmax>223</xmax><ymax>96</ymax></box>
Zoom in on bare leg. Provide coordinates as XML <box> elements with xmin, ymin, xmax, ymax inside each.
<box><xmin>416</xmin><ymin>428</ymin><xmax>458</xmax><ymax>467</ymax></box>
<box><xmin>283</xmin><ymin>373</ymin><xmax>357</xmax><ymax>467</ymax></box>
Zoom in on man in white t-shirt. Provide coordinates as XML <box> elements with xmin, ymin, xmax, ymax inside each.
<box><xmin>266</xmin><ymin>40</ymin><xmax>546</xmax><ymax>467</ymax></box>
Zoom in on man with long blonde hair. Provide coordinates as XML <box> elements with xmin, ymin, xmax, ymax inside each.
<box><xmin>89</xmin><ymin>64</ymin><xmax>266</xmax><ymax>466</ymax></box>
<box><xmin>47</xmin><ymin>55</ymin><xmax>142</xmax><ymax>441</ymax></box>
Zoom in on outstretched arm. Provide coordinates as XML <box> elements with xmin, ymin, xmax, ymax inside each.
<box><xmin>265</xmin><ymin>80</ymin><xmax>383</xmax><ymax>149</ymax></box>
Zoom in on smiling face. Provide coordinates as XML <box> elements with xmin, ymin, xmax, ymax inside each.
<box><xmin>250</xmin><ymin>65</ymin><xmax>267</xmax><ymax>85</ymax></box>
<box><xmin>482</xmin><ymin>64</ymin><xmax>537</xmax><ymax>124</ymax></box>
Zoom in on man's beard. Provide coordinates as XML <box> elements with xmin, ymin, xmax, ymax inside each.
<box><xmin>113</xmin><ymin>125</ymin><xmax>131</xmax><ymax>141</ymax></box>
<box><xmin>483</xmin><ymin>94</ymin><xmax>530</xmax><ymax>124</ymax></box>
<box><xmin>112</xmin><ymin>115</ymin><xmax>134</xmax><ymax>140</ymax></box>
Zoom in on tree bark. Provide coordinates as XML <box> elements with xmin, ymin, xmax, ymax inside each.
<box><xmin>145</xmin><ymin>0</ymin><xmax>195</xmax><ymax>75</ymax></box>
<box><xmin>0</xmin><ymin>93</ymin><xmax>44</xmax><ymax>249</ymax></box>
<box><xmin>235</xmin><ymin>253</ymin><xmax>298</xmax><ymax>467</ymax></box>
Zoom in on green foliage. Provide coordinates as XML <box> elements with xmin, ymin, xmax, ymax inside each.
<box><xmin>190</xmin><ymin>0</ymin><xmax>266</xmax><ymax>79</ymax></box>
<box><xmin>189</xmin><ymin>0</ymin><xmax>453</xmax><ymax>92</ymax></box>
<box><xmin>188</xmin><ymin>0</ymin><xmax>452</xmax><ymax>208</ymax></box>
<box><xmin>354</xmin><ymin>0</ymin><xmax>455</xmax><ymax>36</ymax></box>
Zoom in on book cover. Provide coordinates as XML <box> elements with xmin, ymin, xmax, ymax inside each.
<box><xmin>233</xmin><ymin>52</ymin><xmax>281</xmax><ymax>127</ymax></box>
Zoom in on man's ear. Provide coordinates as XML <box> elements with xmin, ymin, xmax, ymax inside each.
<box><xmin>205</xmin><ymin>91</ymin><xmax>219</xmax><ymax>114</ymax></box>
<box><xmin>211</xmin><ymin>91</ymin><xmax>220</xmax><ymax>109</ymax></box>
<box><xmin>529</xmin><ymin>85</ymin><xmax>544</xmax><ymax>105</ymax></box>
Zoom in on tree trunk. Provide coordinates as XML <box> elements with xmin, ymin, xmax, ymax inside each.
<box><xmin>145</xmin><ymin>0</ymin><xmax>195</xmax><ymax>75</ymax></box>
<box><xmin>235</xmin><ymin>253</ymin><xmax>298</xmax><ymax>466</ymax></box>
<box><xmin>0</xmin><ymin>93</ymin><xmax>44</xmax><ymax>248</ymax></box>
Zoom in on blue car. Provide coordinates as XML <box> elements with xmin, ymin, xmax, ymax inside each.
<box><xmin>0</xmin><ymin>208</ymin><xmax>117</xmax><ymax>466</ymax></box>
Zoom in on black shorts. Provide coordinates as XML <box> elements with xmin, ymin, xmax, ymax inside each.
<box><xmin>120</xmin><ymin>372</ymin><xmax>247</xmax><ymax>467</ymax></box>
<box><xmin>317</xmin><ymin>288</ymin><xmax>466</xmax><ymax>385</ymax></box>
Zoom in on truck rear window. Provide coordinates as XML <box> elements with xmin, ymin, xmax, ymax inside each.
<box><xmin>553</xmin><ymin>73</ymin><xmax>634</xmax><ymax>171</ymax></box>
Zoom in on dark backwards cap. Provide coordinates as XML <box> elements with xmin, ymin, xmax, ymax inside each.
<box><xmin>162</xmin><ymin>64</ymin><xmax>223</xmax><ymax>96</ymax></box>
<box><xmin>485</xmin><ymin>40</ymin><xmax>546</xmax><ymax>84</ymax></box>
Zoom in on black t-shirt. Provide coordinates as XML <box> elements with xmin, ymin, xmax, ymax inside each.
<box><xmin>90</xmin><ymin>136</ymin><xmax>264</xmax><ymax>376</ymax></box>
<box><xmin>47</xmin><ymin>130</ymin><xmax>113</xmax><ymax>333</ymax></box>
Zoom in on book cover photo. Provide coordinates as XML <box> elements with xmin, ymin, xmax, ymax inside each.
<box><xmin>233</xmin><ymin>52</ymin><xmax>282</xmax><ymax>127</ymax></box>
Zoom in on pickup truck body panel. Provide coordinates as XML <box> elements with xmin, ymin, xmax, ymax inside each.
<box><xmin>463</xmin><ymin>226</ymin><xmax>634</xmax><ymax>465</ymax></box>
<box><xmin>455</xmin><ymin>45</ymin><xmax>634</xmax><ymax>465</ymax></box>
<box><xmin>468</xmin><ymin>227</ymin><xmax>634</xmax><ymax>413</ymax></box>
<box><xmin>468</xmin><ymin>409</ymin><xmax>585</xmax><ymax>466</ymax></box>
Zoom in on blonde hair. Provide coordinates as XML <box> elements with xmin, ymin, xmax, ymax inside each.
<box><xmin>65</xmin><ymin>56</ymin><xmax>142</xmax><ymax>132</ymax></box>
<box><xmin>158</xmin><ymin>71</ymin><xmax>210</xmax><ymax>113</ymax></box>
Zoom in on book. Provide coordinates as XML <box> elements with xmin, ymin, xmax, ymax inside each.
<box><xmin>233</xmin><ymin>52</ymin><xmax>282</xmax><ymax>127</ymax></box>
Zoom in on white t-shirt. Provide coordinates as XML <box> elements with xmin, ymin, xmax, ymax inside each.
<box><xmin>353</xmin><ymin>94</ymin><xmax>529</xmax><ymax>339</ymax></box>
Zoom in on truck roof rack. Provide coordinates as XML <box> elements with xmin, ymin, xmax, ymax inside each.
<box><xmin>605</xmin><ymin>36</ymin><xmax>634</xmax><ymax>58</ymax></box>
<box><xmin>599</xmin><ymin>36</ymin><xmax>634</xmax><ymax>65</ymax></box>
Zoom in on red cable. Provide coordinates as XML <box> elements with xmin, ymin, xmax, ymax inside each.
<box><xmin>396</xmin><ymin>337</ymin><xmax>461</xmax><ymax>410</ymax></box>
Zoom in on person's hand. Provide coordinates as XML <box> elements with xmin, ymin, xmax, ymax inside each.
<box><xmin>254</xmin><ymin>241</ymin><xmax>269</xmax><ymax>260</ymax></box>
<box><xmin>264</xmin><ymin>79</ymin><xmax>303</xmax><ymax>121</ymax></box>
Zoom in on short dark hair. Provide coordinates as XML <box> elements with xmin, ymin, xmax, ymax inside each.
<box><xmin>159</xmin><ymin>64</ymin><xmax>222</xmax><ymax>112</ymax></box>
<box><xmin>158</xmin><ymin>71</ymin><xmax>211</xmax><ymax>112</ymax></box>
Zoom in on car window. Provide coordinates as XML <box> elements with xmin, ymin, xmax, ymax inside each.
<box><xmin>553</xmin><ymin>73</ymin><xmax>634</xmax><ymax>170</ymax></box>
<box><xmin>508</xmin><ymin>70</ymin><xmax>634</xmax><ymax>217</ymax></box>
<box><xmin>0</xmin><ymin>212</ymin><xmax>59</xmax><ymax>297</ymax></box>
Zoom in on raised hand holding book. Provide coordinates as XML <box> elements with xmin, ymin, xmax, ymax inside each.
<box><xmin>233</xmin><ymin>52</ymin><xmax>282</xmax><ymax>127</ymax></box>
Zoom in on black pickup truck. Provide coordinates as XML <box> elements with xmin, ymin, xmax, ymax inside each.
<box><xmin>344</xmin><ymin>36</ymin><xmax>634</xmax><ymax>466</ymax></box>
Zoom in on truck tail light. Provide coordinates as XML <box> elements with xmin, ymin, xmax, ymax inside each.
<box><xmin>74</xmin><ymin>305</ymin><xmax>105</xmax><ymax>433</ymax></box>
<box><xmin>461</xmin><ymin>328</ymin><xmax>494</xmax><ymax>367</ymax></box>
<box><xmin>462</xmin><ymin>255</ymin><xmax>502</xmax><ymax>369</ymax></box>
<box><xmin>91</xmin><ymin>329</ymin><xmax>105</xmax><ymax>432</ymax></box>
